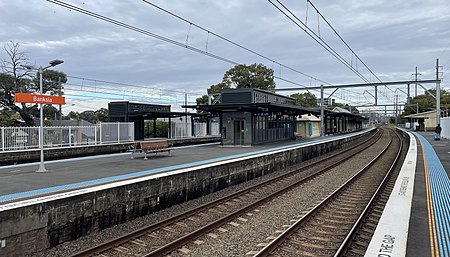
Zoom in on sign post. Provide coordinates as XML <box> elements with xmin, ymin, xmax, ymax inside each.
<box><xmin>15</xmin><ymin>93</ymin><xmax>65</xmax><ymax>172</ymax></box>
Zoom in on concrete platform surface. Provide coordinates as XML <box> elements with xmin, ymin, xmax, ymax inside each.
<box><xmin>0</xmin><ymin>136</ymin><xmax>331</xmax><ymax>203</ymax></box>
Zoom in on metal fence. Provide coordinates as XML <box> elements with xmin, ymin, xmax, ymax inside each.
<box><xmin>0</xmin><ymin>122</ymin><xmax>134</xmax><ymax>152</ymax></box>
<box><xmin>170</xmin><ymin>121</ymin><xmax>220</xmax><ymax>138</ymax></box>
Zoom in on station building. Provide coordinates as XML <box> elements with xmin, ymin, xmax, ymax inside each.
<box><xmin>185</xmin><ymin>88</ymin><xmax>318</xmax><ymax>145</ymax></box>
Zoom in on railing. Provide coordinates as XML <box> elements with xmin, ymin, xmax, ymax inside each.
<box><xmin>0</xmin><ymin>122</ymin><xmax>134</xmax><ymax>152</ymax></box>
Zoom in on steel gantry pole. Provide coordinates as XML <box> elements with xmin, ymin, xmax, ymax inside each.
<box><xmin>320</xmin><ymin>84</ymin><xmax>325</xmax><ymax>137</ymax></box>
<box><xmin>436</xmin><ymin>59</ymin><xmax>441</xmax><ymax>125</ymax></box>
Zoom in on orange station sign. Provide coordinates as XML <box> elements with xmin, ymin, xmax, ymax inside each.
<box><xmin>14</xmin><ymin>93</ymin><xmax>65</xmax><ymax>105</ymax></box>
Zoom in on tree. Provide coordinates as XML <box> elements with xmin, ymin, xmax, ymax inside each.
<box><xmin>222</xmin><ymin>63</ymin><xmax>275</xmax><ymax>90</ymax></box>
<box><xmin>402</xmin><ymin>89</ymin><xmax>450</xmax><ymax>116</ymax></box>
<box><xmin>196</xmin><ymin>64</ymin><xmax>275</xmax><ymax>105</ymax></box>
<box><xmin>290</xmin><ymin>92</ymin><xmax>318</xmax><ymax>107</ymax></box>
<box><xmin>0</xmin><ymin>41</ymin><xmax>67</xmax><ymax>126</ymax></box>
<box><xmin>196</xmin><ymin>82</ymin><xmax>230</xmax><ymax>105</ymax></box>
<box><xmin>95</xmin><ymin>108</ymin><xmax>109</xmax><ymax>122</ymax></box>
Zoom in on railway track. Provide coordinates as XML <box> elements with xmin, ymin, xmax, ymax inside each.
<box><xmin>71</xmin><ymin>129</ymin><xmax>387</xmax><ymax>257</ymax></box>
<box><xmin>252</xmin><ymin>129</ymin><xmax>402</xmax><ymax>257</ymax></box>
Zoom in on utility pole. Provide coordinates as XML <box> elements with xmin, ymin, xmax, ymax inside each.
<box><xmin>436</xmin><ymin>59</ymin><xmax>441</xmax><ymax>125</ymax></box>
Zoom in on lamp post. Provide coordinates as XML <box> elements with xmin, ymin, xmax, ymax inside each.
<box><xmin>25</xmin><ymin>59</ymin><xmax>64</xmax><ymax>172</ymax></box>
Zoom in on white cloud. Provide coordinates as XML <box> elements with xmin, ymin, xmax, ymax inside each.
<box><xmin>0</xmin><ymin>0</ymin><xmax>448</xmax><ymax>114</ymax></box>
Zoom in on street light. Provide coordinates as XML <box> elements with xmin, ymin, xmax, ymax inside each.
<box><xmin>25</xmin><ymin>59</ymin><xmax>64</xmax><ymax>172</ymax></box>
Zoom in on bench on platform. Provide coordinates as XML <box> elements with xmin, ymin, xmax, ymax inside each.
<box><xmin>130</xmin><ymin>140</ymin><xmax>172</xmax><ymax>159</ymax></box>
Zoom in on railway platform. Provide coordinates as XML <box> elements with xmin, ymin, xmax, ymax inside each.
<box><xmin>366</xmin><ymin>131</ymin><xmax>449</xmax><ymax>257</ymax></box>
<box><xmin>3</xmin><ymin>127</ymin><xmax>448</xmax><ymax>257</ymax></box>
<box><xmin>0</xmin><ymin>129</ymin><xmax>373</xmax><ymax>256</ymax></box>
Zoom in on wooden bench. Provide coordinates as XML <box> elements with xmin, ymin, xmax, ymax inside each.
<box><xmin>294</xmin><ymin>132</ymin><xmax>302</xmax><ymax>140</ymax></box>
<box><xmin>130</xmin><ymin>140</ymin><xmax>172</xmax><ymax>159</ymax></box>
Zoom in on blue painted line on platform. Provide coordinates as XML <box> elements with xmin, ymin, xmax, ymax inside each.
<box><xmin>0</xmin><ymin>132</ymin><xmax>358</xmax><ymax>203</ymax></box>
<box><xmin>415</xmin><ymin>133</ymin><xmax>450</xmax><ymax>257</ymax></box>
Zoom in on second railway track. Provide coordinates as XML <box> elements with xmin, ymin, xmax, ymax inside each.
<box><xmin>67</xmin><ymin>128</ymin><xmax>405</xmax><ymax>257</ymax></box>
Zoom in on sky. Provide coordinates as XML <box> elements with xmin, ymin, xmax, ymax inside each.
<box><xmin>1</xmin><ymin>0</ymin><xmax>449</xmax><ymax>115</ymax></box>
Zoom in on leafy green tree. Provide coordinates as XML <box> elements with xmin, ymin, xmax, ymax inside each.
<box><xmin>43</xmin><ymin>105</ymin><xmax>59</xmax><ymax>120</ymax></box>
<box><xmin>196</xmin><ymin>64</ymin><xmax>275</xmax><ymax>105</ymax></box>
<box><xmin>196</xmin><ymin>82</ymin><xmax>230</xmax><ymax>105</ymax></box>
<box><xmin>222</xmin><ymin>63</ymin><xmax>275</xmax><ymax>90</ymax></box>
<box><xmin>66</xmin><ymin>111</ymin><xmax>79</xmax><ymax>120</ymax></box>
<box><xmin>196</xmin><ymin>95</ymin><xmax>209</xmax><ymax>105</ymax></box>
<box><xmin>0</xmin><ymin>108</ymin><xmax>22</xmax><ymax>126</ymax></box>
<box><xmin>0</xmin><ymin>41</ymin><xmax>67</xmax><ymax>126</ymax></box>
<box><xmin>95</xmin><ymin>108</ymin><xmax>109</xmax><ymax>122</ymax></box>
<box><xmin>402</xmin><ymin>89</ymin><xmax>450</xmax><ymax>116</ymax></box>
<box><xmin>290</xmin><ymin>92</ymin><xmax>318</xmax><ymax>107</ymax></box>
<box><xmin>145</xmin><ymin>120</ymin><xmax>169</xmax><ymax>138</ymax></box>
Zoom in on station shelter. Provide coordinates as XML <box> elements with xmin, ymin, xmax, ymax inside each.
<box><xmin>324</xmin><ymin>107</ymin><xmax>365</xmax><ymax>134</ymax></box>
<box><xmin>296</xmin><ymin>114</ymin><xmax>321</xmax><ymax>138</ymax></box>
<box><xmin>404</xmin><ymin>110</ymin><xmax>437</xmax><ymax>132</ymax></box>
<box><xmin>108</xmin><ymin>101</ymin><xmax>204</xmax><ymax>140</ymax></box>
<box><xmin>184</xmin><ymin>88</ymin><xmax>318</xmax><ymax>145</ymax></box>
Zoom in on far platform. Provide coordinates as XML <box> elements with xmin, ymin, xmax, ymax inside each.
<box><xmin>0</xmin><ymin>134</ymin><xmax>336</xmax><ymax>203</ymax></box>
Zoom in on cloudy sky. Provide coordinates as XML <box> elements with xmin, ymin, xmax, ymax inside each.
<box><xmin>1</xmin><ymin>0</ymin><xmax>449</xmax><ymax>114</ymax></box>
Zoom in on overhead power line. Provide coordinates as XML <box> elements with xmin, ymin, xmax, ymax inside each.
<box><xmin>47</xmin><ymin>0</ymin><xmax>328</xmax><ymax>88</ymax></box>
<box><xmin>140</xmin><ymin>0</ymin><xmax>329</xmax><ymax>85</ymax></box>
<box><xmin>137</xmin><ymin>1</ymin><xmax>370</xmax><ymax>103</ymax></box>
<box><xmin>67</xmin><ymin>75</ymin><xmax>188</xmax><ymax>94</ymax></box>
<box><xmin>47</xmin><ymin>0</ymin><xmax>373</xmax><ymax>106</ymax></box>
<box><xmin>306</xmin><ymin>0</ymin><xmax>383</xmax><ymax>84</ymax></box>
<box><xmin>268</xmin><ymin>0</ymin><xmax>371</xmax><ymax>83</ymax></box>
<box><xmin>268</xmin><ymin>0</ymin><xmax>396</xmax><ymax>102</ymax></box>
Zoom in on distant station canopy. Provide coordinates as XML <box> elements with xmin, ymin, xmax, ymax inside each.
<box><xmin>108</xmin><ymin>101</ymin><xmax>202</xmax><ymax>140</ymax></box>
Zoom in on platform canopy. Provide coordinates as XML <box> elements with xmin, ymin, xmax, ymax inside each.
<box><xmin>183</xmin><ymin>103</ymin><xmax>320</xmax><ymax>116</ymax></box>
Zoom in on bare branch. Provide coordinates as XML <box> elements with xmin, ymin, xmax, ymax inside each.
<box><xmin>1</xmin><ymin>41</ymin><xmax>31</xmax><ymax>80</ymax></box>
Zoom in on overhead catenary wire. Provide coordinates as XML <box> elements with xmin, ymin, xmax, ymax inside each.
<box><xmin>47</xmin><ymin>0</ymin><xmax>374</xmax><ymax>107</ymax></box>
<box><xmin>139</xmin><ymin>0</ymin><xmax>378</xmax><ymax>102</ymax></box>
<box><xmin>67</xmin><ymin>75</ymin><xmax>189</xmax><ymax>94</ymax></box>
<box><xmin>269</xmin><ymin>0</ymin><xmax>396</xmax><ymax>102</ymax></box>
<box><xmin>140</xmin><ymin>0</ymin><xmax>331</xmax><ymax>85</ymax></box>
<box><xmin>268</xmin><ymin>0</ymin><xmax>371</xmax><ymax>84</ymax></box>
<box><xmin>47</xmin><ymin>0</ymin><xmax>328</xmax><ymax>88</ymax></box>
<box><xmin>306</xmin><ymin>0</ymin><xmax>384</xmax><ymax>84</ymax></box>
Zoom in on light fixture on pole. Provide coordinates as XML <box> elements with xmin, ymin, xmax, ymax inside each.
<box><xmin>24</xmin><ymin>59</ymin><xmax>64</xmax><ymax>172</ymax></box>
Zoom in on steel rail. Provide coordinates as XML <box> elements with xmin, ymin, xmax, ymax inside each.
<box><xmin>333</xmin><ymin>129</ymin><xmax>404</xmax><ymax>256</ymax></box>
<box><xmin>253</xmin><ymin>129</ymin><xmax>397</xmax><ymax>256</ymax></box>
<box><xmin>71</xmin><ymin>130</ymin><xmax>380</xmax><ymax>257</ymax></box>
